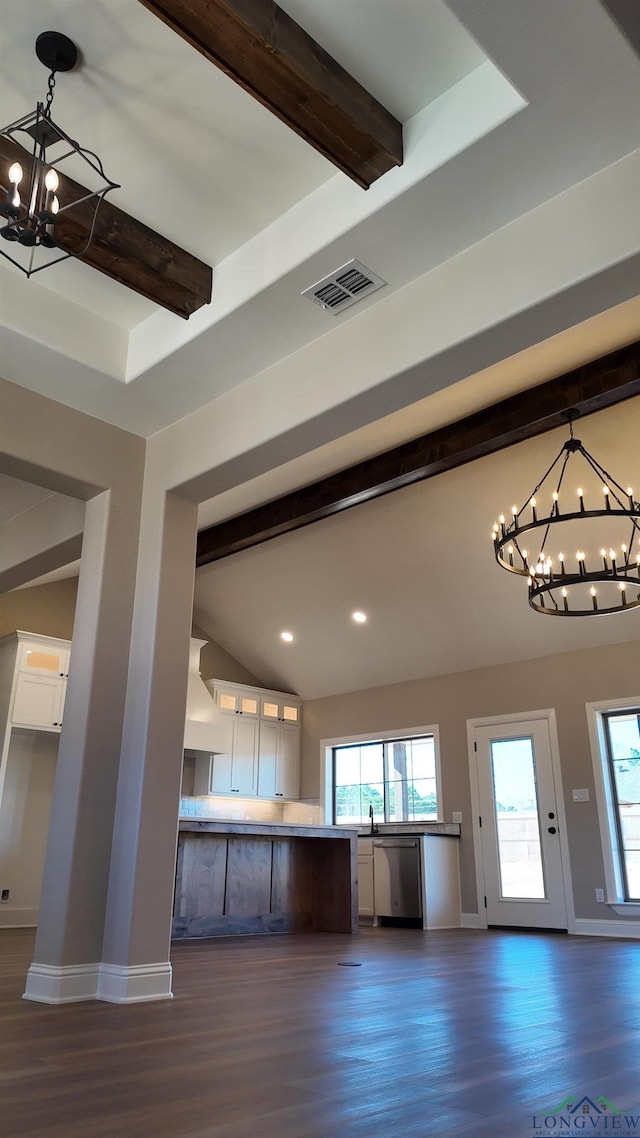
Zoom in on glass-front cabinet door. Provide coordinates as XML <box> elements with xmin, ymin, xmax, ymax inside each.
<box><xmin>260</xmin><ymin>697</ymin><xmax>300</xmax><ymax>723</ymax></box>
<box><xmin>17</xmin><ymin>640</ymin><xmax>69</xmax><ymax>679</ymax></box>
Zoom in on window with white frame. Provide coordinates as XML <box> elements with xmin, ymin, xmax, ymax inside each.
<box><xmin>588</xmin><ymin>700</ymin><xmax>640</xmax><ymax>905</ymax></box>
<box><xmin>332</xmin><ymin>733</ymin><xmax>440</xmax><ymax>826</ymax></box>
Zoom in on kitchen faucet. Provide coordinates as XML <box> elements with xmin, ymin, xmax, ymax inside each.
<box><xmin>369</xmin><ymin>803</ymin><xmax>379</xmax><ymax>835</ymax></box>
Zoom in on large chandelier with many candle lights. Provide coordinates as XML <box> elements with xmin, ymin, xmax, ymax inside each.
<box><xmin>0</xmin><ymin>31</ymin><xmax>119</xmax><ymax>277</ymax></box>
<box><xmin>492</xmin><ymin>413</ymin><xmax>640</xmax><ymax>616</ymax></box>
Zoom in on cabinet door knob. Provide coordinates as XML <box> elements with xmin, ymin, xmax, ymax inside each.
<box><xmin>59</xmin><ymin>673</ymin><xmax>64</xmax><ymax>677</ymax></box>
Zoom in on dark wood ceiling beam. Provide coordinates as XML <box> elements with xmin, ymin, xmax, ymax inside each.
<box><xmin>196</xmin><ymin>340</ymin><xmax>640</xmax><ymax>567</ymax></box>
<box><xmin>138</xmin><ymin>0</ymin><xmax>403</xmax><ymax>189</ymax></box>
<box><xmin>0</xmin><ymin>136</ymin><xmax>211</xmax><ymax>318</ymax></box>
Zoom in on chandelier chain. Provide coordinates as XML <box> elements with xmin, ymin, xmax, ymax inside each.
<box><xmin>45</xmin><ymin>71</ymin><xmax>56</xmax><ymax>116</ymax></box>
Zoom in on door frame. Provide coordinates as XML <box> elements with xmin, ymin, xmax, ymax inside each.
<box><xmin>467</xmin><ymin>709</ymin><xmax>576</xmax><ymax>932</ymax></box>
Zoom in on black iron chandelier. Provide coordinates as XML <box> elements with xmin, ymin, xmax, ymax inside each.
<box><xmin>492</xmin><ymin>413</ymin><xmax>640</xmax><ymax>617</ymax></box>
<box><xmin>0</xmin><ymin>31</ymin><xmax>119</xmax><ymax>277</ymax></box>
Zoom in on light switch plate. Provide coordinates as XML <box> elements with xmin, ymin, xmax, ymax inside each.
<box><xmin>452</xmin><ymin>811</ymin><xmax>463</xmax><ymax>824</ymax></box>
<box><xmin>572</xmin><ymin>788</ymin><xmax>590</xmax><ymax>802</ymax></box>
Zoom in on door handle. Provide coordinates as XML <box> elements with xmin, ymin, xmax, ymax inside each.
<box><xmin>548</xmin><ymin>826</ymin><xmax>557</xmax><ymax>834</ymax></box>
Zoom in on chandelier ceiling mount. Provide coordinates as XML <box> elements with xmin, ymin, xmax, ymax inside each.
<box><xmin>0</xmin><ymin>30</ymin><xmax>119</xmax><ymax>277</ymax></box>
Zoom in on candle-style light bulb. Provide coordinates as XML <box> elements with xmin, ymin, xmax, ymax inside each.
<box><xmin>6</xmin><ymin>162</ymin><xmax>22</xmax><ymax>212</ymax></box>
<box><xmin>577</xmin><ymin>487</ymin><xmax>585</xmax><ymax>512</ymax></box>
<box><xmin>562</xmin><ymin>586</ymin><xmax>569</xmax><ymax>611</ymax></box>
<box><xmin>591</xmin><ymin>586</ymin><xmax>598</xmax><ymax>611</ymax></box>
<box><xmin>603</xmin><ymin>485</ymin><xmax>610</xmax><ymax>510</ymax></box>
<box><xmin>552</xmin><ymin>490</ymin><xmax>559</xmax><ymax>516</ymax></box>
<box><xmin>628</xmin><ymin>487</ymin><xmax>634</xmax><ymax>509</ymax></box>
<box><xmin>507</xmin><ymin>544</ymin><xmax>514</xmax><ymax>567</ymax></box>
<box><xmin>610</xmin><ymin>548</ymin><xmax>617</xmax><ymax>572</ymax></box>
<box><xmin>601</xmin><ymin>548</ymin><xmax>608</xmax><ymax>571</ymax></box>
<box><xmin>530</xmin><ymin>497</ymin><xmax>537</xmax><ymax>522</ymax></box>
<box><xmin>43</xmin><ymin>169</ymin><xmax>60</xmax><ymax>219</ymax></box>
<box><xmin>620</xmin><ymin>582</ymin><xmax>627</xmax><ymax>605</ymax></box>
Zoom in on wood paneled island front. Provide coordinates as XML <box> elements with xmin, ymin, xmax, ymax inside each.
<box><xmin>173</xmin><ymin>820</ymin><xmax>358</xmax><ymax>938</ymax></box>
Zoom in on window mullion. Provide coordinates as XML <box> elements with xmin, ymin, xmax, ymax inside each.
<box><xmin>383</xmin><ymin>742</ymin><xmax>390</xmax><ymax>822</ymax></box>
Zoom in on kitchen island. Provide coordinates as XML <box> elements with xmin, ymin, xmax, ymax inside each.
<box><xmin>173</xmin><ymin>820</ymin><xmax>358</xmax><ymax>939</ymax></box>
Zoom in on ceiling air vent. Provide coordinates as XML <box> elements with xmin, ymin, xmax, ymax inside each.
<box><xmin>301</xmin><ymin>259</ymin><xmax>386</xmax><ymax>315</ymax></box>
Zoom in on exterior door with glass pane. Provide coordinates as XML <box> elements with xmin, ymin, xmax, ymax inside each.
<box><xmin>475</xmin><ymin>719</ymin><xmax>567</xmax><ymax>929</ymax></box>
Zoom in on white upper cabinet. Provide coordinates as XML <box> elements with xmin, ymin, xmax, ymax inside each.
<box><xmin>199</xmin><ymin>678</ymin><xmax>302</xmax><ymax>802</ymax></box>
<box><xmin>11</xmin><ymin>674</ymin><xmax>66</xmax><ymax>730</ymax></box>
<box><xmin>0</xmin><ymin>632</ymin><xmax>71</xmax><ymax>734</ymax></box>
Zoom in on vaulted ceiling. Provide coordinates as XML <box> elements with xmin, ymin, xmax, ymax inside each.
<box><xmin>2</xmin><ymin>1</ymin><xmax>640</xmax><ymax>697</ymax></box>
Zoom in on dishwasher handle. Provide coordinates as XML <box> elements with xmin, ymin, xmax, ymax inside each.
<box><xmin>373</xmin><ymin>840</ymin><xmax>419</xmax><ymax>848</ymax></box>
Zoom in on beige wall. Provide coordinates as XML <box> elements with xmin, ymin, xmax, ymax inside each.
<box><xmin>302</xmin><ymin>638</ymin><xmax>640</xmax><ymax>921</ymax></box>
<box><xmin>0</xmin><ymin>578</ymin><xmax>78</xmax><ymax>641</ymax></box>
<box><xmin>0</xmin><ymin>731</ymin><xmax>58</xmax><ymax>927</ymax></box>
<box><xmin>0</xmin><ymin>584</ymin><xmax>257</xmax><ymax>686</ymax></box>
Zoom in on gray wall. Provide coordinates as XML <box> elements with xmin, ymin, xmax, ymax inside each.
<box><xmin>302</xmin><ymin>638</ymin><xmax>640</xmax><ymax>920</ymax></box>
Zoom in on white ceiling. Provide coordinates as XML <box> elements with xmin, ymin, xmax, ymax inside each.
<box><xmin>2</xmin><ymin>1</ymin><xmax>638</xmax><ymax>435</ymax></box>
<box><xmin>0</xmin><ymin>0</ymin><xmax>488</xmax><ymax>392</ymax></box>
<box><xmin>3</xmin><ymin>1</ymin><xmax>640</xmax><ymax>700</ymax></box>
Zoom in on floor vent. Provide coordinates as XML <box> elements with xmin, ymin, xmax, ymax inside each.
<box><xmin>301</xmin><ymin>259</ymin><xmax>386</xmax><ymax>314</ymax></box>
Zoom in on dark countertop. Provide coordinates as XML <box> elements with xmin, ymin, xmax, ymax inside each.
<box><xmin>178</xmin><ymin>819</ymin><xmax>357</xmax><ymax>840</ymax></box>
<box><xmin>356</xmin><ymin>822</ymin><xmax>461</xmax><ymax>838</ymax></box>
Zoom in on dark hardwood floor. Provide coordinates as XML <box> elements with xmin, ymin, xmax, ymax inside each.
<box><xmin>2</xmin><ymin>927</ymin><xmax>640</xmax><ymax>1137</ymax></box>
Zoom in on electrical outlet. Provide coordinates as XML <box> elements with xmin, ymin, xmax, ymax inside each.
<box><xmin>595</xmin><ymin>888</ymin><xmax>605</xmax><ymax>903</ymax></box>
<box><xmin>0</xmin><ymin>889</ymin><xmax>9</xmax><ymax>903</ymax></box>
<box><xmin>452</xmin><ymin>811</ymin><xmax>463</xmax><ymax>824</ymax></box>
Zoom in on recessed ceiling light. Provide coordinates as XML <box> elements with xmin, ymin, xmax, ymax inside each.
<box><xmin>351</xmin><ymin>611</ymin><xmax>367</xmax><ymax>623</ymax></box>
<box><xmin>280</xmin><ymin>631</ymin><xmax>294</xmax><ymax>642</ymax></box>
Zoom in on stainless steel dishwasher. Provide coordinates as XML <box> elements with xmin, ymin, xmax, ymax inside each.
<box><xmin>373</xmin><ymin>838</ymin><xmax>422</xmax><ymax>919</ymax></box>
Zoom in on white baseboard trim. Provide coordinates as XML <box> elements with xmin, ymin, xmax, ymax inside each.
<box><xmin>23</xmin><ymin>959</ymin><xmax>173</xmax><ymax>1004</ymax></box>
<box><xmin>96</xmin><ymin>961</ymin><xmax>173</xmax><ymax>1004</ymax></box>
<box><xmin>573</xmin><ymin>917</ymin><xmax>640</xmax><ymax>940</ymax></box>
<box><xmin>23</xmin><ymin>962</ymin><xmax>101</xmax><ymax>1004</ymax></box>
<box><xmin>0</xmin><ymin>908</ymin><xmax>37</xmax><ymax>928</ymax></box>
<box><xmin>461</xmin><ymin>912</ymin><xmax>485</xmax><ymax>929</ymax></box>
